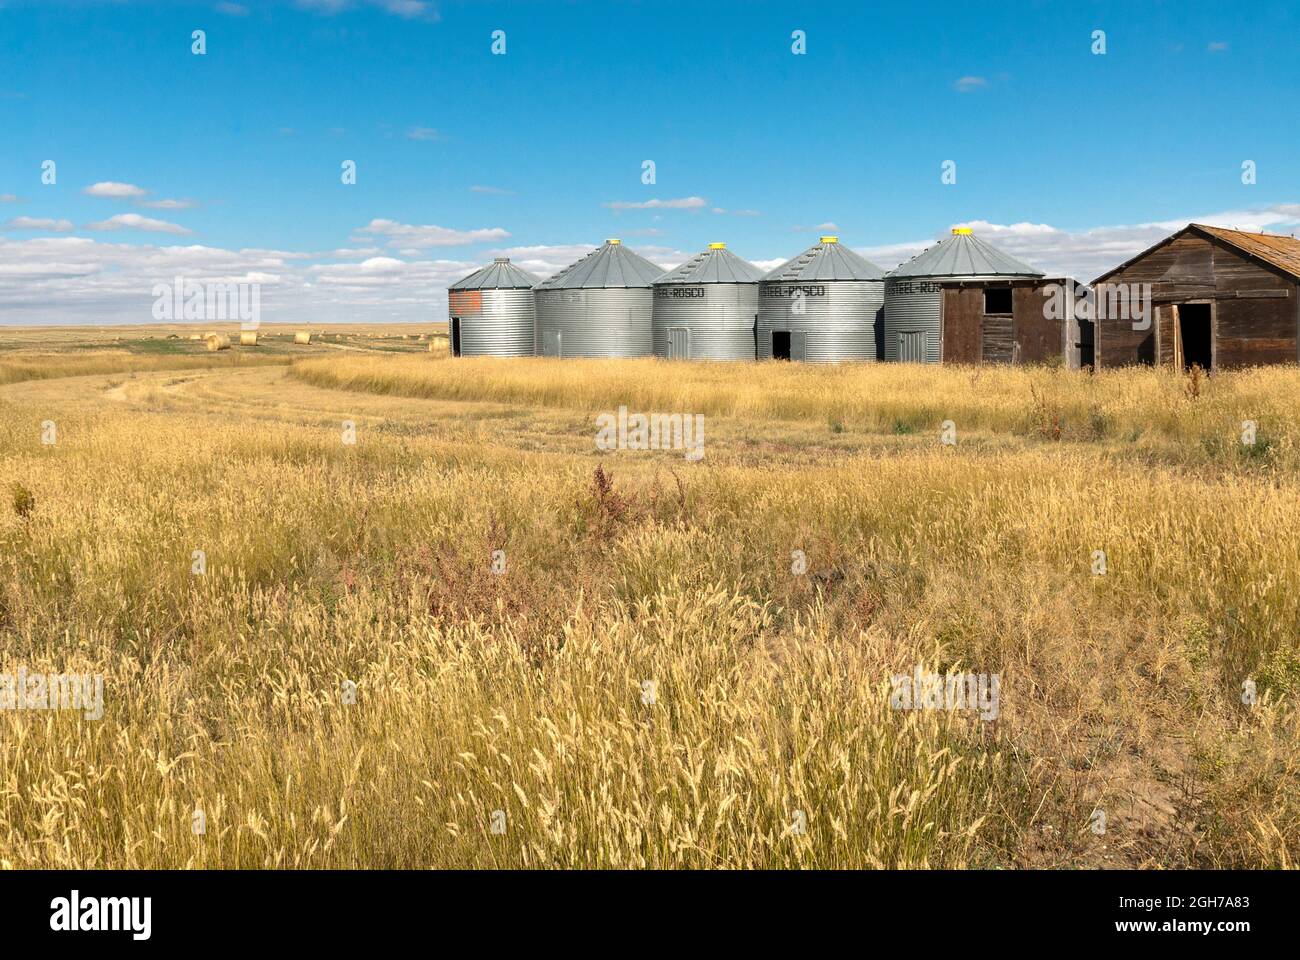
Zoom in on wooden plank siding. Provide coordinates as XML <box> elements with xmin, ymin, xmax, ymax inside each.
<box><xmin>940</xmin><ymin>286</ymin><xmax>984</xmax><ymax>362</ymax></box>
<box><xmin>939</xmin><ymin>279</ymin><xmax>1077</xmax><ymax>366</ymax></box>
<box><xmin>1014</xmin><ymin>284</ymin><xmax>1066</xmax><ymax>363</ymax></box>
<box><xmin>1094</xmin><ymin>228</ymin><xmax>1299</xmax><ymax>370</ymax></box>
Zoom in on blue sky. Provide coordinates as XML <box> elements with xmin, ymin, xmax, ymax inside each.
<box><xmin>2</xmin><ymin>0</ymin><xmax>1298</xmax><ymax>324</ymax></box>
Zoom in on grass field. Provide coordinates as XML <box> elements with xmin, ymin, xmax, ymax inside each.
<box><xmin>0</xmin><ymin>329</ymin><xmax>1296</xmax><ymax>869</ymax></box>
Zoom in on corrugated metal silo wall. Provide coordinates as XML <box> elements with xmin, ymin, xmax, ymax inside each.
<box><xmin>882</xmin><ymin>278</ymin><xmax>943</xmax><ymax>363</ymax></box>
<box><xmin>450</xmin><ymin>288</ymin><xmax>536</xmax><ymax>357</ymax></box>
<box><xmin>533</xmin><ymin>288</ymin><xmax>654</xmax><ymax>357</ymax></box>
<box><xmin>756</xmin><ymin>280</ymin><xmax>884</xmax><ymax>361</ymax></box>
<box><xmin>652</xmin><ymin>282</ymin><xmax>758</xmax><ymax>360</ymax></box>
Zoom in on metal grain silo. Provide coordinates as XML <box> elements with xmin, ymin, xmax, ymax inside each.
<box><xmin>652</xmin><ymin>242</ymin><xmax>764</xmax><ymax>361</ymax></box>
<box><xmin>447</xmin><ymin>257</ymin><xmax>541</xmax><ymax>357</ymax></box>
<box><xmin>756</xmin><ymin>236</ymin><xmax>886</xmax><ymax>362</ymax></box>
<box><xmin>883</xmin><ymin>227</ymin><xmax>1044</xmax><ymax>363</ymax></box>
<box><xmin>533</xmin><ymin>239</ymin><xmax>662</xmax><ymax>357</ymax></box>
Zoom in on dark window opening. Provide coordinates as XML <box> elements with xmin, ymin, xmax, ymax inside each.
<box><xmin>1178</xmin><ymin>303</ymin><xmax>1212</xmax><ymax>373</ymax></box>
<box><xmin>772</xmin><ymin>330</ymin><xmax>791</xmax><ymax>360</ymax></box>
<box><xmin>984</xmin><ymin>287</ymin><xmax>1013</xmax><ymax>314</ymax></box>
<box><xmin>450</xmin><ymin>317</ymin><xmax>462</xmax><ymax>356</ymax></box>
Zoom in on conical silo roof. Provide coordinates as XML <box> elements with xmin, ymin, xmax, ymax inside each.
<box><xmin>655</xmin><ymin>242</ymin><xmax>766</xmax><ymax>284</ymax></box>
<box><xmin>888</xmin><ymin>228</ymin><xmax>1043</xmax><ymax>278</ymax></box>
<box><xmin>763</xmin><ymin>236</ymin><xmax>886</xmax><ymax>282</ymax></box>
<box><xmin>449</xmin><ymin>257</ymin><xmax>541</xmax><ymax>290</ymax></box>
<box><xmin>535</xmin><ymin>239</ymin><xmax>665</xmax><ymax>289</ymax></box>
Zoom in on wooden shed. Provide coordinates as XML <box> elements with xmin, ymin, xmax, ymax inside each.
<box><xmin>939</xmin><ymin>277</ymin><xmax>1094</xmax><ymax>369</ymax></box>
<box><xmin>1091</xmin><ymin>224</ymin><xmax>1300</xmax><ymax>372</ymax></box>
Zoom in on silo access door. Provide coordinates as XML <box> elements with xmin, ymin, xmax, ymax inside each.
<box><xmin>898</xmin><ymin>330</ymin><xmax>926</xmax><ymax>362</ymax></box>
<box><xmin>771</xmin><ymin>331</ymin><xmax>807</xmax><ymax>361</ymax></box>
<box><xmin>541</xmin><ymin>330</ymin><xmax>562</xmax><ymax>358</ymax></box>
<box><xmin>668</xmin><ymin>327</ymin><xmax>690</xmax><ymax>360</ymax></box>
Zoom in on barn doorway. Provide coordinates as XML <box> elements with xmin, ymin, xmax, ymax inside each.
<box><xmin>1176</xmin><ymin>303</ymin><xmax>1212</xmax><ymax>373</ymax></box>
<box><xmin>1078</xmin><ymin>317</ymin><xmax>1095</xmax><ymax>370</ymax></box>
<box><xmin>772</xmin><ymin>330</ymin><xmax>792</xmax><ymax>360</ymax></box>
<box><xmin>450</xmin><ymin>317</ymin><xmax>462</xmax><ymax>357</ymax></box>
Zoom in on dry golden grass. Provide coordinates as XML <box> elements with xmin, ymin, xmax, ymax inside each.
<box><xmin>291</xmin><ymin>355</ymin><xmax>1300</xmax><ymax>464</ymax></box>
<box><xmin>0</xmin><ymin>350</ymin><xmax>1296</xmax><ymax>869</ymax></box>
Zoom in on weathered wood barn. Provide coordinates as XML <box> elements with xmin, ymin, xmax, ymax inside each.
<box><xmin>1091</xmin><ymin>223</ymin><xmax>1300</xmax><ymax>371</ymax></box>
<box><xmin>939</xmin><ymin>277</ymin><xmax>1094</xmax><ymax>369</ymax></box>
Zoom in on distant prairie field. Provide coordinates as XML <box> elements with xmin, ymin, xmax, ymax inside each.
<box><xmin>0</xmin><ymin>328</ymin><xmax>1296</xmax><ymax>869</ymax></box>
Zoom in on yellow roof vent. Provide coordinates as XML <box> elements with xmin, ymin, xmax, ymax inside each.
<box><xmin>952</xmin><ymin>227</ymin><xmax>973</xmax><ymax>235</ymax></box>
<box><xmin>820</xmin><ymin>235</ymin><xmax>839</xmax><ymax>244</ymax></box>
<box><xmin>605</xmin><ymin>238</ymin><xmax>621</xmax><ymax>245</ymax></box>
<box><xmin>708</xmin><ymin>242</ymin><xmax>727</xmax><ymax>250</ymax></box>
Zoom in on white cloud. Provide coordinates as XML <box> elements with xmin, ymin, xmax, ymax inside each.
<box><xmin>485</xmin><ymin>243</ymin><xmax>597</xmax><ymax>278</ymax></box>
<box><xmin>1208</xmin><ymin>41</ymin><xmax>1229</xmax><ymax>52</ymax></box>
<box><xmin>374</xmin><ymin>0</ymin><xmax>437</xmax><ymax>19</ymax></box>
<box><xmin>604</xmin><ymin>197</ymin><xmax>708</xmax><ymax>211</ymax></box>
<box><xmin>793</xmin><ymin>222</ymin><xmax>839</xmax><ymax>233</ymax></box>
<box><xmin>482</xmin><ymin>241</ymin><xmax>689</xmax><ymax>278</ymax></box>
<box><xmin>216</xmin><ymin>2</ymin><xmax>250</xmax><ymax>14</ymax></box>
<box><xmin>13</xmin><ymin>205</ymin><xmax>1298</xmax><ymax>328</ymax></box>
<box><xmin>954</xmin><ymin>76</ymin><xmax>988</xmax><ymax>92</ymax></box>
<box><xmin>626</xmin><ymin>244</ymin><xmax>692</xmax><ymax>271</ymax></box>
<box><xmin>138</xmin><ymin>198</ymin><xmax>199</xmax><ymax>210</ymax></box>
<box><xmin>0</xmin><ymin>194</ymin><xmax>20</xmax><ymax>203</ymax></box>
<box><xmin>299</xmin><ymin>0</ymin><xmax>439</xmax><ymax>19</ymax></box>
<box><xmin>2</xmin><ymin>217</ymin><xmax>75</xmax><ymax>232</ymax></box>
<box><xmin>85</xmin><ymin>213</ymin><xmax>193</xmax><ymax>235</ymax></box>
<box><xmin>353</xmin><ymin>218</ymin><xmax>509</xmax><ymax>248</ymax></box>
<box><xmin>84</xmin><ymin>182</ymin><xmax>148</xmax><ymax>199</ymax></box>
<box><xmin>0</xmin><ymin>234</ymin><xmax>470</xmax><ymax>325</ymax></box>
<box><xmin>322</xmin><ymin>247</ymin><xmax>385</xmax><ymax>259</ymax></box>
<box><xmin>406</xmin><ymin>127</ymin><xmax>443</xmax><ymax>141</ymax></box>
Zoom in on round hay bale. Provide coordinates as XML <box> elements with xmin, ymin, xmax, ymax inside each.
<box><xmin>205</xmin><ymin>334</ymin><xmax>231</xmax><ymax>352</ymax></box>
<box><xmin>294</xmin><ymin>330</ymin><xmax>312</xmax><ymax>345</ymax></box>
<box><xmin>239</xmin><ymin>330</ymin><xmax>258</xmax><ymax>346</ymax></box>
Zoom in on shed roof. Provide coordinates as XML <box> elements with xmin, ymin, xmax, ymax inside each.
<box><xmin>534</xmin><ymin>240</ymin><xmax>665</xmax><ymax>290</ymax></box>
<box><xmin>1190</xmin><ymin>224</ymin><xmax>1300</xmax><ymax>280</ymax></box>
<box><xmin>655</xmin><ymin>243</ymin><xmax>765</xmax><ymax>284</ymax></box>
<box><xmin>888</xmin><ymin>229</ymin><xmax>1043</xmax><ymax>279</ymax></box>
<box><xmin>448</xmin><ymin>257</ymin><xmax>541</xmax><ymax>291</ymax></box>
<box><xmin>763</xmin><ymin>237</ymin><xmax>886</xmax><ymax>282</ymax></box>
<box><xmin>1093</xmin><ymin>223</ymin><xmax>1300</xmax><ymax>285</ymax></box>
